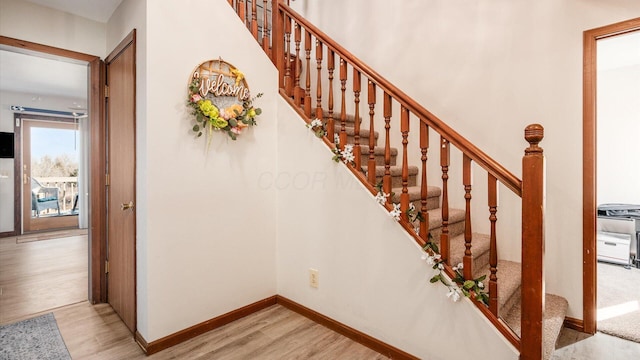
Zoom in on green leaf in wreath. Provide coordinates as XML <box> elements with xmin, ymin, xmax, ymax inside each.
<box><xmin>430</xmin><ymin>274</ymin><xmax>440</xmax><ymax>283</ymax></box>
<box><xmin>192</xmin><ymin>124</ymin><xmax>200</xmax><ymax>132</ymax></box>
<box><xmin>255</xmin><ymin>108</ymin><xmax>262</xmax><ymax>115</ymax></box>
<box><xmin>463</xmin><ymin>280</ymin><xmax>476</xmax><ymax>290</ymax></box>
<box><xmin>475</xmin><ymin>275</ymin><xmax>487</xmax><ymax>282</ymax></box>
<box><xmin>229</xmin><ymin>119</ymin><xmax>238</xmax><ymax>127</ymax></box>
<box><xmin>197</xmin><ymin>132</ymin><xmax>203</xmax><ymax>137</ymax></box>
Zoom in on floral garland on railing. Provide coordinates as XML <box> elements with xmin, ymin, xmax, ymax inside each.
<box><xmin>307</xmin><ymin>117</ymin><xmax>490</xmax><ymax>305</ymax></box>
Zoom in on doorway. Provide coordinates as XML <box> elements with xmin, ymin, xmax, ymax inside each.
<box><xmin>0</xmin><ymin>35</ymin><xmax>106</xmax><ymax>304</ymax></box>
<box><xmin>583</xmin><ymin>17</ymin><xmax>640</xmax><ymax>335</ymax></box>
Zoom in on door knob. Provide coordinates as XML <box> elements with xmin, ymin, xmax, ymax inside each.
<box><xmin>120</xmin><ymin>201</ymin><xmax>135</xmax><ymax>211</ymax></box>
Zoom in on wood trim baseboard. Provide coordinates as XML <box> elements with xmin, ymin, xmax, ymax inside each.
<box><xmin>0</xmin><ymin>231</ymin><xmax>17</xmax><ymax>238</ymax></box>
<box><xmin>275</xmin><ymin>295</ymin><xmax>419</xmax><ymax>360</ymax></box>
<box><xmin>136</xmin><ymin>296</ymin><xmax>277</xmax><ymax>355</ymax></box>
<box><xmin>563</xmin><ymin>316</ymin><xmax>585</xmax><ymax>332</ymax></box>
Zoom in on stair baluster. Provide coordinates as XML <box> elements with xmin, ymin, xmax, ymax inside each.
<box><xmin>440</xmin><ymin>137</ymin><xmax>450</xmax><ymax>264</ymax></box>
<box><xmin>463</xmin><ymin>154</ymin><xmax>473</xmax><ymax>279</ymax></box>
<box><xmin>304</xmin><ymin>30</ymin><xmax>312</xmax><ymax>117</ymax></box>
<box><xmin>420</xmin><ymin>122</ymin><xmax>430</xmax><ymax>243</ymax></box>
<box><xmin>367</xmin><ymin>81</ymin><xmax>377</xmax><ymax>185</ymax></box>
<box><xmin>400</xmin><ymin>106</ymin><xmax>410</xmax><ymax>221</ymax></box>
<box><xmin>383</xmin><ymin>93</ymin><xmax>392</xmax><ymax>202</ymax></box>
<box><xmin>251</xmin><ymin>0</ymin><xmax>258</xmax><ymax>39</ymax></box>
<box><xmin>238</xmin><ymin>1</ymin><xmax>246</xmax><ymax>28</ymax></box>
<box><xmin>327</xmin><ymin>50</ymin><xmax>335</xmax><ymax>143</ymax></box>
<box><xmin>283</xmin><ymin>14</ymin><xmax>293</xmax><ymax>97</ymax></box>
<box><xmin>262</xmin><ymin>0</ymin><xmax>270</xmax><ymax>56</ymax></box>
<box><xmin>339</xmin><ymin>59</ymin><xmax>347</xmax><ymax>149</ymax></box>
<box><xmin>293</xmin><ymin>23</ymin><xmax>302</xmax><ymax>106</ymax></box>
<box><xmin>314</xmin><ymin>40</ymin><xmax>323</xmax><ymax>123</ymax></box>
<box><xmin>353</xmin><ymin>70</ymin><xmax>362</xmax><ymax>170</ymax></box>
<box><xmin>488</xmin><ymin>173</ymin><xmax>499</xmax><ymax>316</ymax></box>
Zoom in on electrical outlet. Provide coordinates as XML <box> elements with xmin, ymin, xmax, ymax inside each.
<box><xmin>309</xmin><ymin>268</ymin><xmax>319</xmax><ymax>288</ymax></box>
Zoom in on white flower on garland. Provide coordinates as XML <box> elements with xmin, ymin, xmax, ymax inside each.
<box><xmin>374</xmin><ymin>191</ymin><xmax>389</xmax><ymax>205</ymax></box>
<box><xmin>341</xmin><ymin>144</ymin><xmax>355</xmax><ymax>164</ymax></box>
<box><xmin>452</xmin><ymin>262</ymin><xmax>464</xmax><ymax>272</ymax></box>
<box><xmin>409</xmin><ymin>202</ymin><xmax>416</xmax><ymax>212</ymax></box>
<box><xmin>425</xmin><ymin>253</ymin><xmax>441</xmax><ymax>265</ymax></box>
<box><xmin>478</xmin><ymin>281</ymin><xmax>484</xmax><ymax>289</ymax></box>
<box><xmin>389</xmin><ymin>203</ymin><xmax>402</xmax><ymax>221</ymax></box>
<box><xmin>447</xmin><ymin>287</ymin><xmax>462</xmax><ymax>302</ymax></box>
<box><xmin>310</xmin><ymin>118</ymin><xmax>323</xmax><ymax>128</ymax></box>
<box><xmin>334</xmin><ymin>133</ymin><xmax>340</xmax><ymax>144</ymax></box>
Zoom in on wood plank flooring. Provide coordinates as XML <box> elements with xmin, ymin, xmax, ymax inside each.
<box><xmin>0</xmin><ymin>234</ymin><xmax>87</xmax><ymax>324</ymax></box>
<box><xmin>2</xmin><ymin>233</ymin><xmax>640</xmax><ymax>359</ymax></box>
<box><xmin>53</xmin><ymin>302</ymin><xmax>389</xmax><ymax>359</ymax></box>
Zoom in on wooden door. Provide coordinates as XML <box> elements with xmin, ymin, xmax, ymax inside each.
<box><xmin>106</xmin><ymin>31</ymin><xmax>136</xmax><ymax>333</ymax></box>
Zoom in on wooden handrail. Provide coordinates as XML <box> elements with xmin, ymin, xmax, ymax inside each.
<box><xmin>277</xmin><ymin>3</ymin><xmax>522</xmax><ymax>197</ymax></box>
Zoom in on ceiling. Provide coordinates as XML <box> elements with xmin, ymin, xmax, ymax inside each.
<box><xmin>0</xmin><ymin>0</ymin><xmax>123</xmax><ymax>108</ymax></box>
<box><xmin>22</xmin><ymin>0</ymin><xmax>124</xmax><ymax>23</ymax></box>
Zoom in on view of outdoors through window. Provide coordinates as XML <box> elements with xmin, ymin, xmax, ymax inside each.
<box><xmin>30</xmin><ymin>126</ymin><xmax>79</xmax><ymax>217</ymax></box>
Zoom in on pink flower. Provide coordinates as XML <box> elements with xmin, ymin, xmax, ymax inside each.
<box><xmin>191</xmin><ymin>94</ymin><xmax>202</xmax><ymax>103</ymax></box>
<box><xmin>231</xmin><ymin>127</ymin><xmax>242</xmax><ymax>135</ymax></box>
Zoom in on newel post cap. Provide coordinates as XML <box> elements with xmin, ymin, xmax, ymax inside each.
<box><xmin>524</xmin><ymin>124</ymin><xmax>544</xmax><ymax>154</ymax></box>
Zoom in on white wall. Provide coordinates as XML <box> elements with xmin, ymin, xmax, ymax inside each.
<box><xmin>0</xmin><ymin>0</ymin><xmax>106</xmax><ymax>58</ymax></box>
<box><xmin>290</xmin><ymin>0</ymin><xmax>640</xmax><ymax>320</ymax></box>
<box><xmin>107</xmin><ymin>0</ymin><xmax>279</xmax><ymax>341</ymax></box>
<box><xmin>276</xmin><ymin>98</ymin><xmax>518</xmax><ymax>359</ymax></box>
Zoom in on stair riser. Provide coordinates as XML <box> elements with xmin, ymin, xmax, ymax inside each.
<box><xmin>410</xmin><ymin>198</ymin><xmax>440</xmax><ymax>212</ymax></box>
<box><xmin>344</xmin><ymin>134</ymin><xmax>378</xmax><ymax>148</ymax></box>
<box><xmin>501</xmin><ymin>284</ymin><xmax>521</xmax><ymax>317</ymax></box>
<box><xmin>359</xmin><ymin>152</ymin><xmax>397</xmax><ymax>167</ymax></box>
<box><xmin>375</xmin><ymin>173</ymin><xmax>417</xmax><ymax>189</ymax></box>
<box><xmin>428</xmin><ymin>220</ymin><xmax>465</xmax><ymax>241</ymax></box>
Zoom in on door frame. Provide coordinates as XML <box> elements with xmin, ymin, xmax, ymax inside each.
<box><xmin>0</xmin><ymin>35</ymin><xmax>107</xmax><ymax>303</ymax></box>
<box><xmin>582</xmin><ymin>17</ymin><xmax>640</xmax><ymax>334</ymax></box>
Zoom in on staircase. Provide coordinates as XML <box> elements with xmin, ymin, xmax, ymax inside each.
<box><xmin>322</xmin><ymin>110</ymin><xmax>568</xmax><ymax>360</ymax></box>
<box><xmin>228</xmin><ymin>1</ymin><xmax>569</xmax><ymax>359</ymax></box>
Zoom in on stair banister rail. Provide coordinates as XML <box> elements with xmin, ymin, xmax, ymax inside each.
<box><xmin>233</xmin><ymin>1</ymin><xmax>546</xmax><ymax>358</ymax></box>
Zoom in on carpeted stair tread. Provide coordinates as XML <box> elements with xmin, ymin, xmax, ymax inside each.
<box><xmin>477</xmin><ymin>260</ymin><xmax>521</xmax><ymax>316</ymax></box>
<box><xmin>356</xmin><ymin>145</ymin><xmax>398</xmax><ymax>156</ymax></box>
<box><xmin>317</xmin><ymin>109</ymin><xmax>360</xmax><ymax>124</ymax></box>
<box><xmin>502</xmin><ymin>293</ymin><xmax>569</xmax><ymax>360</ymax></box>
<box><xmin>369</xmin><ymin>165</ymin><xmax>419</xmax><ymax>177</ymax></box>
<box><xmin>334</xmin><ymin>125</ymin><xmax>379</xmax><ymax>140</ymax></box>
<box><xmin>445</xmin><ymin>232</ymin><xmax>491</xmax><ymax>272</ymax></box>
<box><xmin>356</xmin><ymin>145</ymin><xmax>399</xmax><ymax>166</ymax></box>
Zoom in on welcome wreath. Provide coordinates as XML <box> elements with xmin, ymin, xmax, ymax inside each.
<box><xmin>187</xmin><ymin>59</ymin><xmax>262</xmax><ymax>146</ymax></box>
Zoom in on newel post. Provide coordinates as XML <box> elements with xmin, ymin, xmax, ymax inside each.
<box><xmin>521</xmin><ymin>124</ymin><xmax>545</xmax><ymax>360</ymax></box>
<box><xmin>272</xmin><ymin>0</ymin><xmax>285</xmax><ymax>88</ymax></box>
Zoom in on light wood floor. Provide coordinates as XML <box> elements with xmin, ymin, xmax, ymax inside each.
<box><xmin>0</xmin><ymin>233</ymin><xmax>87</xmax><ymax>324</ymax></box>
<box><xmin>54</xmin><ymin>301</ymin><xmax>388</xmax><ymax>359</ymax></box>
<box><xmin>2</xmin><ymin>233</ymin><xmax>639</xmax><ymax>359</ymax></box>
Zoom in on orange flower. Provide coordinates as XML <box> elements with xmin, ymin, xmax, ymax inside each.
<box><xmin>225</xmin><ymin>103</ymin><xmax>243</xmax><ymax>119</ymax></box>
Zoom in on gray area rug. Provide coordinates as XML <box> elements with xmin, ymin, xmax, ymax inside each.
<box><xmin>0</xmin><ymin>313</ymin><xmax>71</xmax><ymax>360</ymax></box>
<box><xmin>598</xmin><ymin>262</ymin><xmax>640</xmax><ymax>343</ymax></box>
